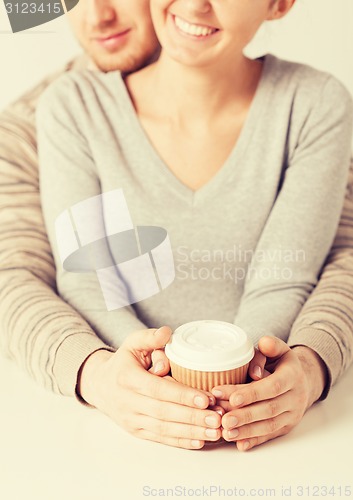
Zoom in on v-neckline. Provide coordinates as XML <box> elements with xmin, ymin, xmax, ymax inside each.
<box><xmin>114</xmin><ymin>54</ymin><xmax>275</xmax><ymax>206</ymax></box>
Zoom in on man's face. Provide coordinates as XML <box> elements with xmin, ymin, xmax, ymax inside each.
<box><xmin>67</xmin><ymin>0</ymin><xmax>160</xmax><ymax>73</ymax></box>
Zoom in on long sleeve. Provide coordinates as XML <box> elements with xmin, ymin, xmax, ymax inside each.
<box><xmin>0</xmin><ymin>59</ymin><xmax>114</xmax><ymax>397</ymax></box>
<box><xmin>234</xmin><ymin>75</ymin><xmax>353</xmax><ymax>345</ymax></box>
<box><xmin>287</xmin><ymin>159</ymin><xmax>353</xmax><ymax>398</ymax></box>
<box><xmin>37</xmin><ymin>75</ymin><xmax>146</xmax><ymax>349</ymax></box>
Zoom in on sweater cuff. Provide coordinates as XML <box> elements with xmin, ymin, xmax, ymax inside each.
<box><xmin>52</xmin><ymin>332</ymin><xmax>115</xmax><ymax>399</ymax></box>
<box><xmin>75</xmin><ymin>347</ymin><xmax>116</xmax><ymax>408</ymax></box>
<box><xmin>287</xmin><ymin>327</ymin><xmax>343</xmax><ymax>400</ymax></box>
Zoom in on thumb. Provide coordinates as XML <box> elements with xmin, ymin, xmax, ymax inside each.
<box><xmin>123</xmin><ymin>325</ymin><xmax>172</xmax><ymax>352</ymax></box>
<box><xmin>149</xmin><ymin>349</ymin><xmax>171</xmax><ymax>376</ymax></box>
<box><xmin>257</xmin><ymin>336</ymin><xmax>290</xmax><ymax>361</ymax></box>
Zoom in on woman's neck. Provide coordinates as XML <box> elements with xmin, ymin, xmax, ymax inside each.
<box><xmin>130</xmin><ymin>51</ymin><xmax>263</xmax><ymax>129</ymax></box>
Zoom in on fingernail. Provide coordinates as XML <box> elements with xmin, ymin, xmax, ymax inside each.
<box><xmin>205</xmin><ymin>428</ymin><xmax>218</xmax><ymax>438</ymax></box>
<box><xmin>194</xmin><ymin>396</ymin><xmax>206</xmax><ymax>408</ymax></box>
<box><xmin>227</xmin><ymin>416</ymin><xmax>238</xmax><ymax>428</ymax></box>
<box><xmin>191</xmin><ymin>440</ymin><xmax>201</xmax><ymax>448</ymax></box>
<box><xmin>243</xmin><ymin>440</ymin><xmax>251</xmax><ymax>451</ymax></box>
<box><xmin>208</xmin><ymin>395</ymin><xmax>216</xmax><ymax>406</ymax></box>
<box><xmin>211</xmin><ymin>389</ymin><xmax>223</xmax><ymax>398</ymax></box>
<box><xmin>153</xmin><ymin>361</ymin><xmax>165</xmax><ymax>373</ymax></box>
<box><xmin>205</xmin><ymin>415</ymin><xmax>218</xmax><ymax>427</ymax></box>
<box><xmin>254</xmin><ymin>365</ymin><xmax>262</xmax><ymax>378</ymax></box>
<box><xmin>228</xmin><ymin>428</ymin><xmax>239</xmax><ymax>439</ymax></box>
<box><xmin>232</xmin><ymin>395</ymin><xmax>244</xmax><ymax>407</ymax></box>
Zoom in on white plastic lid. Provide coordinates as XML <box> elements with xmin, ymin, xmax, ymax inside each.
<box><xmin>165</xmin><ymin>320</ymin><xmax>254</xmax><ymax>372</ymax></box>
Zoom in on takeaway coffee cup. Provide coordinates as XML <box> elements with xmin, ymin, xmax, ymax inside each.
<box><xmin>165</xmin><ymin>320</ymin><xmax>254</xmax><ymax>391</ymax></box>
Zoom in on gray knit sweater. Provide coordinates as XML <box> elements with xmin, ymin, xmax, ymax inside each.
<box><xmin>37</xmin><ymin>54</ymin><xmax>353</xmax><ymax>348</ymax></box>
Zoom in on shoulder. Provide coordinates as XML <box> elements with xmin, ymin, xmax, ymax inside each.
<box><xmin>36</xmin><ymin>69</ymin><xmax>126</xmax><ymax>144</ymax></box>
<box><xmin>0</xmin><ymin>61</ymin><xmax>75</xmax><ymax>159</ymax></box>
<box><xmin>37</xmin><ymin>69</ymin><xmax>122</xmax><ymax>118</ymax></box>
<box><xmin>0</xmin><ymin>56</ymin><xmax>86</xmax><ymax>124</ymax></box>
<box><xmin>263</xmin><ymin>54</ymin><xmax>353</xmax><ymax>132</ymax></box>
<box><xmin>265</xmin><ymin>54</ymin><xmax>353</xmax><ymax>109</ymax></box>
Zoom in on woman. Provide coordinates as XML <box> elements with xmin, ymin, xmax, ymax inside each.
<box><xmin>37</xmin><ymin>0</ymin><xmax>353</xmax><ymax>448</ymax></box>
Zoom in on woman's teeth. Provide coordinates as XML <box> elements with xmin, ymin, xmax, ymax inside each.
<box><xmin>174</xmin><ymin>16</ymin><xmax>217</xmax><ymax>37</ymax></box>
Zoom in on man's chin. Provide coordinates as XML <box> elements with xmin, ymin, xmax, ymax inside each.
<box><xmin>88</xmin><ymin>48</ymin><xmax>160</xmax><ymax>74</ymax></box>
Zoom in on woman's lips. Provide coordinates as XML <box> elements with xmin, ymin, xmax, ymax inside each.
<box><xmin>172</xmin><ymin>14</ymin><xmax>219</xmax><ymax>39</ymax></box>
<box><xmin>94</xmin><ymin>29</ymin><xmax>130</xmax><ymax>50</ymax></box>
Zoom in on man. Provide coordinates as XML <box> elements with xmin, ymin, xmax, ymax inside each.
<box><xmin>0</xmin><ymin>0</ymin><xmax>352</xmax><ymax>451</ymax></box>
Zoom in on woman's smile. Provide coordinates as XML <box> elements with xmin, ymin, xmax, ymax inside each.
<box><xmin>173</xmin><ymin>14</ymin><xmax>219</xmax><ymax>38</ymax></box>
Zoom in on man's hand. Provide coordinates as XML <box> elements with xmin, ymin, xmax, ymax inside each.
<box><xmin>77</xmin><ymin>326</ymin><xmax>222</xmax><ymax>449</ymax></box>
<box><xmin>211</xmin><ymin>336</ymin><xmax>328</xmax><ymax>451</ymax></box>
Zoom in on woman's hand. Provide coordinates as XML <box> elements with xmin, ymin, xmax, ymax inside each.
<box><xmin>212</xmin><ymin>336</ymin><xmax>327</xmax><ymax>451</ymax></box>
<box><xmin>78</xmin><ymin>326</ymin><xmax>222</xmax><ymax>449</ymax></box>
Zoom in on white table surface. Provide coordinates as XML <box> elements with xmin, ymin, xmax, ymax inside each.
<box><xmin>1</xmin><ymin>355</ymin><xmax>352</xmax><ymax>500</ymax></box>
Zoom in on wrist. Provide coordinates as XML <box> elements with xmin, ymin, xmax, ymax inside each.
<box><xmin>77</xmin><ymin>349</ymin><xmax>113</xmax><ymax>406</ymax></box>
<box><xmin>291</xmin><ymin>345</ymin><xmax>328</xmax><ymax>407</ymax></box>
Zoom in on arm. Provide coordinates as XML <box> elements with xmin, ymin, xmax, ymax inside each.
<box><xmin>287</xmin><ymin>160</ymin><xmax>353</xmax><ymax>396</ymax></box>
<box><xmin>213</xmin><ymin>169</ymin><xmax>353</xmax><ymax>449</ymax></box>
<box><xmin>37</xmin><ymin>75</ymin><xmax>146</xmax><ymax>347</ymax></box>
<box><xmin>234</xmin><ymin>76</ymin><xmax>353</xmax><ymax>345</ymax></box>
<box><xmin>0</xmin><ymin>71</ymin><xmax>112</xmax><ymax>397</ymax></box>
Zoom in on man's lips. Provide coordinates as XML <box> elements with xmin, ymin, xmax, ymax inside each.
<box><xmin>93</xmin><ymin>29</ymin><xmax>131</xmax><ymax>49</ymax></box>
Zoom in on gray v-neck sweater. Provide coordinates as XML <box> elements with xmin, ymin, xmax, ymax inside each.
<box><xmin>37</xmin><ymin>54</ymin><xmax>353</xmax><ymax>348</ymax></box>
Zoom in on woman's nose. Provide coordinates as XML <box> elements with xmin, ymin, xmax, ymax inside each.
<box><xmin>86</xmin><ymin>0</ymin><xmax>117</xmax><ymax>27</ymax></box>
<box><xmin>184</xmin><ymin>0</ymin><xmax>212</xmax><ymax>15</ymax></box>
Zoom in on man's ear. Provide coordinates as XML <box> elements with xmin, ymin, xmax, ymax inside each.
<box><xmin>267</xmin><ymin>0</ymin><xmax>296</xmax><ymax>21</ymax></box>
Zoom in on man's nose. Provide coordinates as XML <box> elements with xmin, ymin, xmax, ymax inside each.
<box><xmin>86</xmin><ymin>0</ymin><xmax>117</xmax><ymax>27</ymax></box>
<box><xmin>184</xmin><ymin>0</ymin><xmax>212</xmax><ymax>15</ymax></box>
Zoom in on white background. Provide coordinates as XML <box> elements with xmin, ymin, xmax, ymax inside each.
<box><xmin>0</xmin><ymin>0</ymin><xmax>353</xmax><ymax>111</ymax></box>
